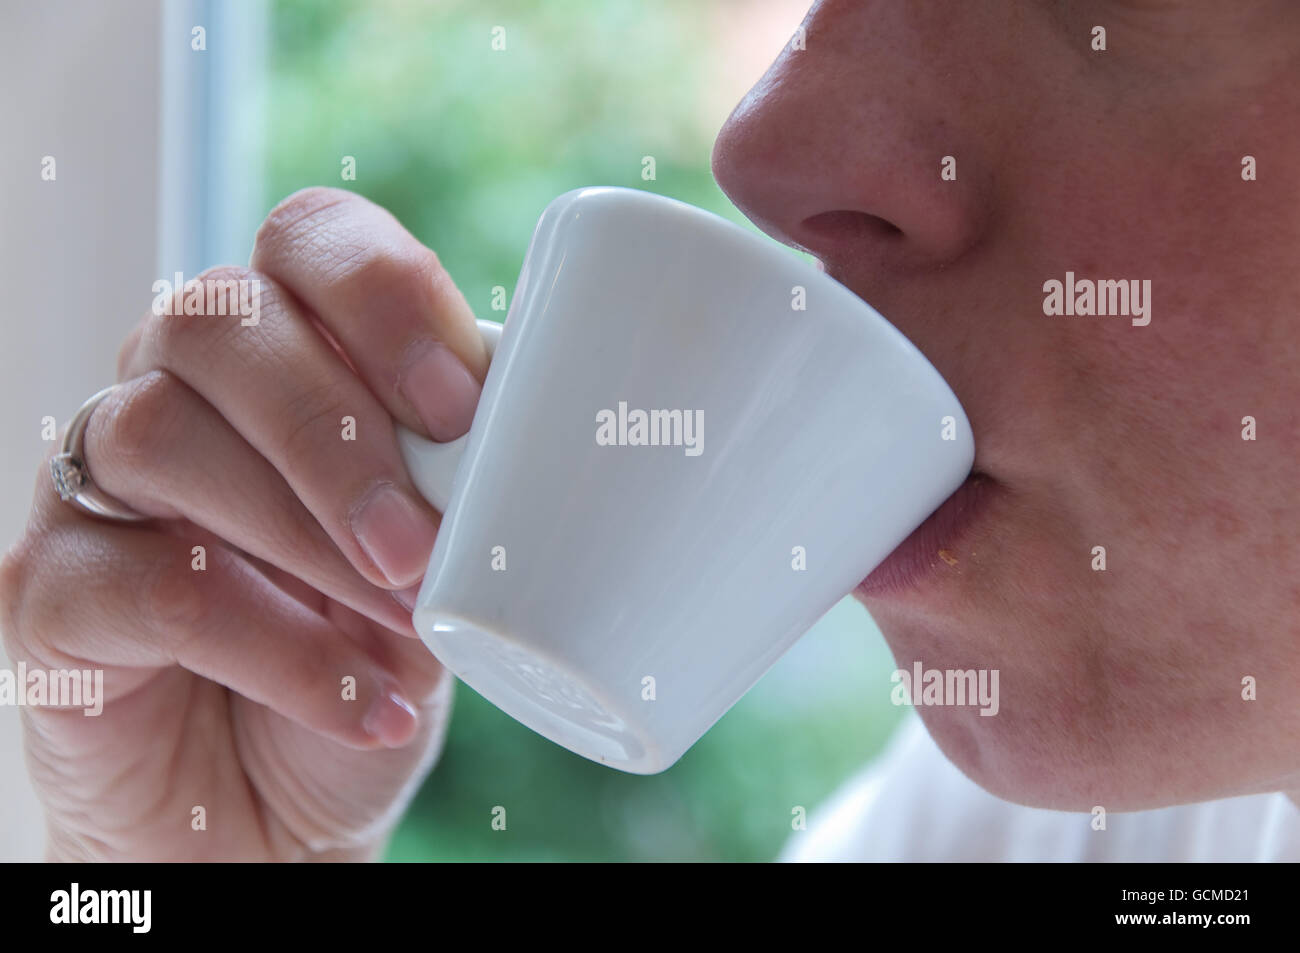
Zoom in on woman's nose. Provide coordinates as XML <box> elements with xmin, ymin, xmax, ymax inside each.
<box><xmin>710</xmin><ymin>0</ymin><xmax>991</xmax><ymax>271</ymax></box>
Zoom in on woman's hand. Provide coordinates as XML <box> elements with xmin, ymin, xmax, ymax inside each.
<box><xmin>0</xmin><ymin>187</ymin><xmax>489</xmax><ymax>860</ymax></box>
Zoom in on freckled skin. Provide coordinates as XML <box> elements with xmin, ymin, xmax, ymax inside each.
<box><xmin>713</xmin><ymin>0</ymin><xmax>1300</xmax><ymax>810</ymax></box>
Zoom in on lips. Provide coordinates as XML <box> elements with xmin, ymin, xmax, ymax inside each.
<box><xmin>856</xmin><ymin>472</ymin><xmax>994</xmax><ymax>598</ymax></box>
<box><xmin>819</xmin><ymin>264</ymin><xmax>991</xmax><ymax>599</ymax></box>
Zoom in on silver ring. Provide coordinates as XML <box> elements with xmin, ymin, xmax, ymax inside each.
<box><xmin>49</xmin><ymin>384</ymin><xmax>148</xmax><ymax>522</ymax></box>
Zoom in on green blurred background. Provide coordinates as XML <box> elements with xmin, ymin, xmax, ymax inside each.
<box><xmin>263</xmin><ymin>0</ymin><xmax>904</xmax><ymax>861</ymax></box>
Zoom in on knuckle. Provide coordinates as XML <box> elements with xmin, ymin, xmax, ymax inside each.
<box><xmin>0</xmin><ymin>539</ymin><xmax>33</xmax><ymax>657</ymax></box>
<box><xmin>401</xmin><ymin>244</ymin><xmax>447</xmax><ymax>299</ymax></box>
<box><xmin>376</xmin><ymin>239</ymin><xmax>442</xmax><ymax>288</ymax></box>
<box><xmin>195</xmin><ymin>263</ymin><xmax>258</xmax><ymax>293</ymax></box>
<box><xmin>116</xmin><ymin>318</ymin><xmax>146</xmax><ymax>380</ymax></box>
<box><xmin>333</xmin><ymin>242</ymin><xmax>444</xmax><ymax>318</ymax></box>
<box><xmin>423</xmin><ymin>249</ymin><xmax>457</xmax><ymax>300</ymax></box>
<box><xmin>141</xmin><ymin>546</ymin><xmax>224</xmax><ymax>654</ymax></box>
<box><xmin>143</xmin><ymin>263</ymin><xmax>270</xmax><ymax>364</ymax></box>
<box><xmin>279</xmin><ymin>374</ymin><xmax>351</xmax><ymax>461</ymax></box>
<box><xmin>146</xmin><ymin>275</ymin><xmax>236</xmax><ymax>361</ymax></box>
<box><xmin>196</xmin><ymin>265</ymin><xmax>266</xmax><ymax>330</ymax></box>
<box><xmin>143</xmin><ymin>304</ymin><xmax>193</xmax><ymax>364</ymax></box>
<box><xmin>252</xmin><ymin>186</ymin><xmax>353</xmax><ymax>265</ymax></box>
<box><xmin>0</xmin><ymin>524</ymin><xmax>66</xmax><ymax>664</ymax></box>
<box><xmin>93</xmin><ymin>370</ymin><xmax>190</xmax><ymax>470</ymax></box>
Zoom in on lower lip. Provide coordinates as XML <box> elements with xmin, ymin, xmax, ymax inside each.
<box><xmin>855</xmin><ymin>473</ymin><xmax>994</xmax><ymax>599</ymax></box>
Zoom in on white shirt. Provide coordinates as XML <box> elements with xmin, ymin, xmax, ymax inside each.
<box><xmin>779</xmin><ymin>714</ymin><xmax>1300</xmax><ymax>862</ymax></box>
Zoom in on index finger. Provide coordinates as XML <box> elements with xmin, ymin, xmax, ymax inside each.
<box><xmin>250</xmin><ymin>187</ymin><xmax>490</xmax><ymax>442</ymax></box>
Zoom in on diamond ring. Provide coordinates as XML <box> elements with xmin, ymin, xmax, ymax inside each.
<box><xmin>49</xmin><ymin>385</ymin><xmax>148</xmax><ymax>522</ymax></box>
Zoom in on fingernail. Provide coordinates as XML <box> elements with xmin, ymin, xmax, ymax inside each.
<box><xmin>362</xmin><ymin>688</ymin><xmax>418</xmax><ymax>748</ymax></box>
<box><xmin>401</xmin><ymin>340</ymin><xmax>482</xmax><ymax>442</ymax></box>
<box><xmin>392</xmin><ymin>583</ymin><xmax>420</xmax><ymax>611</ymax></box>
<box><xmin>351</xmin><ymin>483</ymin><xmax>438</xmax><ymax>587</ymax></box>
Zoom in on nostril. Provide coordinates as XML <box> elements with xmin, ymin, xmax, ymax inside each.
<box><xmin>802</xmin><ymin>210</ymin><xmax>904</xmax><ymax>245</ymax></box>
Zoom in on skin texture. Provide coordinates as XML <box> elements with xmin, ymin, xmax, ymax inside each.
<box><xmin>3</xmin><ymin>1</ymin><xmax>1298</xmax><ymax>861</ymax></box>
<box><xmin>713</xmin><ymin>0</ymin><xmax>1300</xmax><ymax>810</ymax></box>
<box><xmin>0</xmin><ymin>189</ymin><xmax>487</xmax><ymax>859</ymax></box>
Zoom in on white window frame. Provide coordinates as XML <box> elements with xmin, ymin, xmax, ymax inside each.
<box><xmin>157</xmin><ymin>0</ymin><xmax>268</xmax><ymax>278</ymax></box>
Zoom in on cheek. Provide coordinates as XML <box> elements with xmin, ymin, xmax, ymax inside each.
<box><xmin>1015</xmin><ymin>96</ymin><xmax>1300</xmax><ymax>450</ymax></box>
<box><xmin>1000</xmin><ymin>118</ymin><xmax>1300</xmax><ymax>613</ymax></box>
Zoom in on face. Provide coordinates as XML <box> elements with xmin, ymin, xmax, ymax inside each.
<box><xmin>713</xmin><ymin>0</ymin><xmax>1300</xmax><ymax>810</ymax></box>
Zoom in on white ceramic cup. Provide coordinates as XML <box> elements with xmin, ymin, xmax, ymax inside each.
<box><xmin>397</xmin><ymin>186</ymin><xmax>973</xmax><ymax>774</ymax></box>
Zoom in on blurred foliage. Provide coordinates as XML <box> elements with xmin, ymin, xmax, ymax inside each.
<box><xmin>265</xmin><ymin>0</ymin><xmax>902</xmax><ymax>861</ymax></box>
<box><xmin>388</xmin><ymin>601</ymin><xmax>904</xmax><ymax>863</ymax></box>
<box><xmin>265</xmin><ymin>0</ymin><xmax>760</xmax><ymax>316</ymax></box>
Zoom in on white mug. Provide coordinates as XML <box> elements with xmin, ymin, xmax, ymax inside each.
<box><xmin>397</xmin><ymin>186</ymin><xmax>973</xmax><ymax>774</ymax></box>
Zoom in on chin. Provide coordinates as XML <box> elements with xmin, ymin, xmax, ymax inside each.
<box><xmin>887</xmin><ymin>633</ymin><xmax>1275</xmax><ymax>813</ymax></box>
<box><xmin>870</xmin><ymin>614</ymin><xmax>1175</xmax><ymax>812</ymax></box>
<box><xmin>912</xmin><ymin>700</ymin><xmax>1107</xmax><ymax>811</ymax></box>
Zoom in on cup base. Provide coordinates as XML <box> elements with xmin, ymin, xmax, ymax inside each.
<box><xmin>422</xmin><ymin>613</ymin><xmax>667</xmax><ymax>774</ymax></box>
